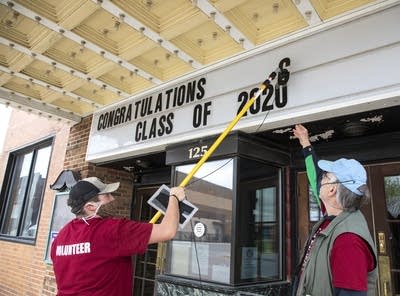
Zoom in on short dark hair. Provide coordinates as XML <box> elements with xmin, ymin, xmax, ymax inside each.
<box><xmin>70</xmin><ymin>195</ymin><xmax>100</xmax><ymax>216</ymax></box>
<box><xmin>68</xmin><ymin>181</ymin><xmax>100</xmax><ymax>215</ymax></box>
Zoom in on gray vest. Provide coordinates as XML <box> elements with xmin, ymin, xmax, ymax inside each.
<box><xmin>296</xmin><ymin>210</ymin><xmax>377</xmax><ymax>296</ymax></box>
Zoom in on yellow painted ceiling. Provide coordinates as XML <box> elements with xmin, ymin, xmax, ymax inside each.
<box><xmin>0</xmin><ymin>0</ymin><xmax>378</xmax><ymax>122</ymax></box>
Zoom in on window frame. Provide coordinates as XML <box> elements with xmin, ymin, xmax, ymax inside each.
<box><xmin>165</xmin><ymin>157</ymin><xmax>235</xmax><ymax>284</ymax></box>
<box><xmin>0</xmin><ymin>137</ymin><xmax>54</xmax><ymax>244</ymax></box>
<box><xmin>234</xmin><ymin>156</ymin><xmax>284</xmax><ymax>284</ymax></box>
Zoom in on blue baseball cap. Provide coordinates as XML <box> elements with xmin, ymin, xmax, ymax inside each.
<box><xmin>318</xmin><ymin>158</ymin><xmax>366</xmax><ymax>196</ymax></box>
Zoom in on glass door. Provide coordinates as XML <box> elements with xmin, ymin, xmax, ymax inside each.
<box><xmin>132</xmin><ymin>186</ymin><xmax>164</xmax><ymax>296</ymax></box>
<box><xmin>368</xmin><ymin>163</ymin><xmax>400</xmax><ymax>296</ymax></box>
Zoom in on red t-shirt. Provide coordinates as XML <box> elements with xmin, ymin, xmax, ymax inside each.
<box><xmin>51</xmin><ymin>217</ymin><xmax>153</xmax><ymax>296</ymax></box>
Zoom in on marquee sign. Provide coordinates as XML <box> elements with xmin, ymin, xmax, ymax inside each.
<box><xmin>87</xmin><ymin>58</ymin><xmax>290</xmax><ymax>162</ymax></box>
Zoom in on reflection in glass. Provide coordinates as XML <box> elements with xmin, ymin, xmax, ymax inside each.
<box><xmin>1</xmin><ymin>152</ymin><xmax>33</xmax><ymax>235</ymax></box>
<box><xmin>166</xmin><ymin>159</ymin><xmax>233</xmax><ymax>283</ymax></box>
<box><xmin>21</xmin><ymin>146</ymin><xmax>51</xmax><ymax>237</ymax></box>
<box><xmin>237</xmin><ymin>158</ymin><xmax>281</xmax><ymax>282</ymax></box>
<box><xmin>384</xmin><ymin>175</ymin><xmax>400</xmax><ymax>294</ymax></box>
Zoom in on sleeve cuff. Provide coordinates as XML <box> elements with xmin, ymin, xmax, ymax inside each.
<box><xmin>302</xmin><ymin>145</ymin><xmax>313</xmax><ymax>157</ymax></box>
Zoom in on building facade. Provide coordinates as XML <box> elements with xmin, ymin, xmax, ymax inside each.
<box><xmin>0</xmin><ymin>3</ymin><xmax>399</xmax><ymax>296</ymax></box>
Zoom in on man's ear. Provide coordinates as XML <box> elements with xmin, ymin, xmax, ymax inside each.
<box><xmin>83</xmin><ymin>202</ymin><xmax>96</xmax><ymax>213</ymax></box>
<box><xmin>329</xmin><ymin>185</ymin><xmax>337</xmax><ymax>195</ymax></box>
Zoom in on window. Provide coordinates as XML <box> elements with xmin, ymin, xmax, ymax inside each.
<box><xmin>236</xmin><ymin>158</ymin><xmax>282</xmax><ymax>283</ymax></box>
<box><xmin>166</xmin><ymin>158</ymin><xmax>234</xmax><ymax>284</ymax></box>
<box><xmin>309</xmin><ymin>187</ymin><xmax>323</xmax><ymax>222</ymax></box>
<box><xmin>0</xmin><ymin>139</ymin><xmax>52</xmax><ymax>241</ymax></box>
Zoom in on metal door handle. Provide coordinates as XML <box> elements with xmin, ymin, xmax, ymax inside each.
<box><xmin>383</xmin><ymin>281</ymin><xmax>389</xmax><ymax>296</ymax></box>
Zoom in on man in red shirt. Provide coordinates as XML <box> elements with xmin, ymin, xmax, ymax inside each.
<box><xmin>292</xmin><ymin>124</ymin><xmax>377</xmax><ymax>296</ymax></box>
<box><xmin>51</xmin><ymin>177</ymin><xmax>185</xmax><ymax>296</ymax></box>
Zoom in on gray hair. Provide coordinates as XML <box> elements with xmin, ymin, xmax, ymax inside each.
<box><xmin>332</xmin><ymin>176</ymin><xmax>370</xmax><ymax>212</ymax></box>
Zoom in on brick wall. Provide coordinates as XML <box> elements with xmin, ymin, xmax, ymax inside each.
<box><xmin>0</xmin><ymin>109</ymin><xmax>70</xmax><ymax>296</ymax></box>
<box><xmin>0</xmin><ymin>111</ymin><xmax>133</xmax><ymax>295</ymax></box>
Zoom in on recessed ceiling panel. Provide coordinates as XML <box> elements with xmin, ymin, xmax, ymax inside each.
<box><xmin>52</xmin><ymin>94</ymin><xmax>95</xmax><ymax>114</ymax></box>
<box><xmin>72</xmin><ymin>8</ymin><xmax>143</xmax><ymax>57</ymax></box>
<box><xmin>221</xmin><ymin>0</ymin><xmax>308</xmax><ymax>45</ymax></box>
<box><xmin>73</xmin><ymin>83</ymin><xmax>119</xmax><ymax>105</ymax></box>
<box><xmin>4</xmin><ymin>76</ymin><xmax>55</xmax><ymax>102</ymax></box>
<box><xmin>21</xmin><ymin>59</ymin><xmax>71</xmax><ymax>88</ymax></box>
<box><xmin>172</xmin><ymin>21</ymin><xmax>243</xmax><ymax>65</ymax></box>
<box><xmin>99</xmin><ymin>67</ymin><xmax>154</xmax><ymax>95</ymax></box>
<box><xmin>131</xmin><ymin>46</ymin><xmax>193</xmax><ymax>81</ymax></box>
<box><xmin>43</xmin><ymin>37</ymin><xmax>107</xmax><ymax>74</ymax></box>
<box><xmin>310</xmin><ymin>0</ymin><xmax>375</xmax><ymax>20</ymax></box>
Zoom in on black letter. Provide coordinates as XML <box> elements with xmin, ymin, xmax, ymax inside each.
<box><xmin>135</xmin><ymin>122</ymin><xmax>142</xmax><ymax>142</ymax></box>
<box><xmin>196</xmin><ymin>77</ymin><xmax>206</xmax><ymax>100</ymax></box>
<box><xmin>166</xmin><ymin>113</ymin><xmax>174</xmax><ymax>134</ymax></box>
<box><xmin>193</xmin><ymin>104</ymin><xmax>202</xmax><ymax>128</ymax></box>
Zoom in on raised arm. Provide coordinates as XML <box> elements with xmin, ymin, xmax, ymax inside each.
<box><xmin>293</xmin><ymin>124</ymin><xmax>324</xmax><ymax>212</ymax></box>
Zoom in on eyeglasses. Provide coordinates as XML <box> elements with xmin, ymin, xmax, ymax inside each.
<box><xmin>320</xmin><ymin>172</ymin><xmax>355</xmax><ymax>187</ymax></box>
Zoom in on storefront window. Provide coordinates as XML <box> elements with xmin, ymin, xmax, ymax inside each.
<box><xmin>237</xmin><ymin>158</ymin><xmax>282</xmax><ymax>283</ymax></box>
<box><xmin>166</xmin><ymin>158</ymin><xmax>233</xmax><ymax>283</ymax></box>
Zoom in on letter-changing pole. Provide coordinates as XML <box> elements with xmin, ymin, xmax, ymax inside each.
<box><xmin>149</xmin><ymin>66</ymin><xmax>282</xmax><ymax>224</ymax></box>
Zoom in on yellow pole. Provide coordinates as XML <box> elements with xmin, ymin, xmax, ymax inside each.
<box><xmin>149</xmin><ymin>71</ymin><xmax>278</xmax><ymax>224</ymax></box>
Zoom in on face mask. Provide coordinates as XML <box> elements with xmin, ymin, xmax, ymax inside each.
<box><xmin>97</xmin><ymin>201</ymin><xmax>118</xmax><ymax>218</ymax></box>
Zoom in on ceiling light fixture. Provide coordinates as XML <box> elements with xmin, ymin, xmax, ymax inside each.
<box><xmin>273</xmin><ymin>3</ymin><xmax>279</xmax><ymax>13</ymax></box>
<box><xmin>253</xmin><ymin>13</ymin><xmax>259</xmax><ymax>21</ymax></box>
<box><xmin>80</xmin><ymin>40</ymin><xmax>86</xmax><ymax>53</ymax></box>
<box><xmin>145</xmin><ymin>0</ymin><xmax>153</xmax><ymax>8</ymax></box>
<box><xmin>305</xmin><ymin>10</ymin><xmax>312</xmax><ymax>20</ymax></box>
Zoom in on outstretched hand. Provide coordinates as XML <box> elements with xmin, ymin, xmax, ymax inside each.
<box><xmin>293</xmin><ymin>124</ymin><xmax>311</xmax><ymax>148</ymax></box>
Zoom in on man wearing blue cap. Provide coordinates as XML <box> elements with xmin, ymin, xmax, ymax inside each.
<box><xmin>292</xmin><ymin>124</ymin><xmax>377</xmax><ymax>296</ymax></box>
